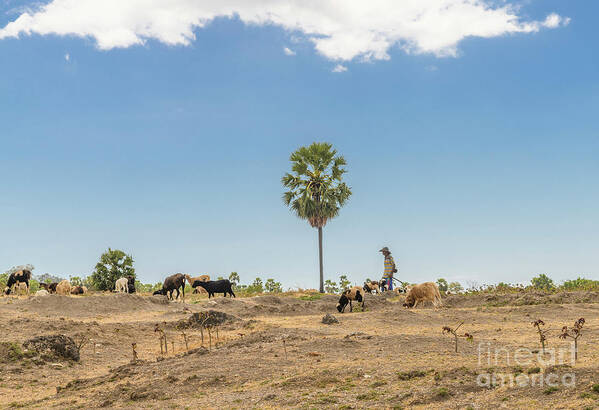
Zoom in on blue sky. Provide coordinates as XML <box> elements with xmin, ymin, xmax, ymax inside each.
<box><xmin>0</xmin><ymin>0</ymin><xmax>597</xmax><ymax>288</ymax></box>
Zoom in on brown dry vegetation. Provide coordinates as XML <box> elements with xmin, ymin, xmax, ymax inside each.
<box><xmin>2</xmin><ymin>290</ymin><xmax>599</xmax><ymax>409</ymax></box>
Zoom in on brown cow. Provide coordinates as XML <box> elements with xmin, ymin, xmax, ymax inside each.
<box><xmin>403</xmin><ymin>282</ymin><xmax>442</xmax><ymax>308</ymax></box>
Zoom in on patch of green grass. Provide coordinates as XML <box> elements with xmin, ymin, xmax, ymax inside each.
<box><xmin>543</xmin><ymin>387</ymin><xmax>559</xmax><ymax>395</ymax></box>
<box><xmin>299</xmin><ymin>293</ymin><xmax>322</xmax><ymax>301</ymax></box>
<box><xmin>356</xmin><ymin>391</ymin><xmax>378</xmax><ymax>401</ymax></box>
<box><xmin>0</xmin><ymin>342</ymin><xmax>27</xmax><ymax>362</ymax></box>
<box><xmin>397</xmin><ymin>370</ymin><xmax>428</xmax><ymax>381</ymax></box>
<box><xmin>527</xmin><ymin>367</ymin><xmax>541</xmax><ymax>374</ymax></box>
<box><xmin>592</xmin><ymin>384</ymin><xmax>599</xmax><ymax>393</ymax></box>
<box><xmin>436</xmin><ymin>387</ymin><xmax>450</xmax><ymax>398</ymax></box>
<box><xmin>370</xmin><ymin>380</ymin><xmax>387</xmax><ymax>388</ymax></box>
<box><xmin>501</xmin><ymin>397</ymin><xmax>509</xmax><ymax>402</ymax></box>
<box><xmin>579</xmin><ymin>392</ymin><xmax>594</xmax><ymax>399</ymax></box>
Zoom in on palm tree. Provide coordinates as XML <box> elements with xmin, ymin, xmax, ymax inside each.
<box><xmin>282</xmin><ymin>142</ymin><xmax>352</xmax><ymax>293</ymax></box>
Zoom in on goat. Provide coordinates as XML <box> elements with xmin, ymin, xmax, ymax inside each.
<box><xmin>127</xmin><ymin>275</ymin><xmax>136</xmax><ymax>293</ymax></box>
<box><xmin>40</xmin><ymin>282</ymin><xmax>58</xmax><ymax>293</ymax></box>
<box><xmin>194</xmin><ymin>280</ymin><xmax>235</xmax><ymax>299</ymax></box>
<box><xmin>363</xmin><ymin>281</ymin><xmax>380</xmax><ymax>294</ymax></box>
<box><xmin>184</xmin><ymin>274</ymin><xmax>210</xmax><ymax>294</ymax></box>
<box><xmin>70</xmin><ymin>285</ymin><xmax>85</xmax><ymax>295</ymax></box>
<box><xmin>403</xmin><ymin>282</ymin><xmax>442</xmax><ymax>309</ymax></box>
<box><xmin>115</xmin><ymin>277</ymin><xmax>129</xmax><ymax>293</ymax></box>
<box><xmin>337</xmin><ymin>286</ymin><xmax>364</xmax><ymax>313</ymax></box>
<box><xmin>4</xmin><ymin>270</ymin><xmax>32</xmax><ymax>296</ymax></box>
<box><xmin>155</xmin><ymin>273</ymin><xmax>186</xmax><ymax>301</ymax></box>
<box><xmin>56</xmin><ymin>280</ymin><xmax>71</xmax><ymax>295</ymax></box>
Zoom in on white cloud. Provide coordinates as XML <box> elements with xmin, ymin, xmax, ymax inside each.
<box><xmin>0</xmin><ymin>1</ymin><xmax>570</xmax><ymax>63</ymax></box>
<box><xmin>64</xmin><ymin>52</ymin><xmax>70</xmax><ymax>61</ymax></box>
<box><xmin>542</xmin><ymin>13</ymin><xmax>570</xmax><ymax>29</ymax></box>
<box><xmin>332</xmin><ymin>64</ymin><xmax>347</xmax><ymax>73</ymax></box>
<box><xmin>283</xmin><ymin>47</ymin><xmax>296</xmax><ymax>56</ymax></box>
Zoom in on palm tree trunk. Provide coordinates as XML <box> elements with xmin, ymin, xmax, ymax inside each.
<box><xmin>318</xmin><ymin>226</ymin><xmax>324</xmax><ymax>293</ymax></box>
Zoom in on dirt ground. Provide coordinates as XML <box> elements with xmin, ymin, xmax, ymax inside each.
<box><xmin>2</xmin><ymin>290</ymin><xmax>599</xmax><ymax>409</ymax></box>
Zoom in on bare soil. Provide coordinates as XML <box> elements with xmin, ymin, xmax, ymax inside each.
<box><xmin>2</xmin><ymin>291</ymin><xmax>599</xmax><ymax>409</ymax></box>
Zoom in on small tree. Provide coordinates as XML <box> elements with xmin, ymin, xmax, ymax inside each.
<box><xmin>442</xmin><ymin>323</ymin><xmax>473</xmax><ymax>353</ymax></box>
<box><xmin>559</xmin><ymin>318</ymin><xmax>585</xmax><ymax>361</ymax></box>
<box><xmin>324</xmin><ymin>279</ymin><xmax>339</xmax><ymax>294</ymax></box>
<box><xmin>339</xmin><ymin>275</ymin><xmax>351</xmax><ymax>290</ymax></box>
<box><xmin>448</xmin><ymin>282</ymin><xmax>463</xmax><ymax>293</ymax></box>
<box><xmin>250</xmin><ymin>277</ymin><xmax>264</xmax><ymax>293</ymax></box>
<box><xmin>229</xmin><ymin>272</ymin><xmax>240</xmax><ymax>287</ymax></box>
<box><xmin>532</xmin><ymin>319</ymin><xmax>549</xmax><ymax>354</ymax></box>
<box><xmin>436</xmin><ymin>278</ymin><xmax>448</xmax><ymax>292</ymax></box>
<box><xmin>70</xmin><ymin>276</ymin><xmax>83</xmax><ymax>286</ymax></box>
<box><xmin>89</xmin><ymin>248</ymin><xmax>135</xmax><ymax>291</ymax></box>
<box><xmin>531</xmin><ymin>274</ymin><xmax>555</xmax><ymax>291</ymax></box>
<box><xmin>265</xmin><ymin>279</ymin><xmax>283</xmax><ymax>293</ymax></box>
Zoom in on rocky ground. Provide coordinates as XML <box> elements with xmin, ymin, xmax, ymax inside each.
<box><xmin>2</xmin><ymin>291</ymin><xmax>599</xmax><ymax>409</ymax></box>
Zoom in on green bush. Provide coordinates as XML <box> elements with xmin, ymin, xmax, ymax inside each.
<box><xmin>265</xmin><ymin>278</ymin><xmax>283</xmax><ymax>293</ymax></box>
<box><xmin>436</xmin><ymin>278</ymin><xmax>448</xmax><ymax>292</ymax></box>
<box><xmin>531</xmin><ymin>274</ymin><xmax>555</xmax><ymax>291</ymax></box>
<box><xmin>324</xmin><ymin>279</ymin><xmax>339</xmax><ymax>294</ymax></box>
<box><xmin>562</xmin><ymin>278</ymin><xmax>599</xmax><ymax>291</ymax></box>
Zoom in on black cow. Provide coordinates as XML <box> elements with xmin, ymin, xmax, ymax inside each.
<box><xmin>194</xmin><ymin>280</ymin><xmax>236</xmax><ymax>299</ymax></box>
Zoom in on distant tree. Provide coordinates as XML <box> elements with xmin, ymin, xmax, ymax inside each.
<box><xmin>339</xmin><ymin>275</ymin><xmax>351</xmax><ymax>290</ymax></box>
<box><xmin>436</xmin><ymin>278</ymin><xmax>449</xmax><ymax>292</ymax></box>
<box><xmin>229</xmin><ymin>272</ymin><xmax>240</xmax><ymax>286</ymax></box>
<box><xmin>531</xmin><ymin>274</ymin><xmax>555</xmax><ymax>291</ymax></box>
<box><xmin>265</xmin><ymin>278</ymin><xmax>283</xmax><ymax>293</ymax></box>
<box><xmin>69</xmin><ymin>276</ymin><xmax>83</xmax><ymax>286</ymax></box>
<box><xmin>448</xmin><ymin>282</ymin><xmax>463</xmax><ymax>293</ymax></box>
<box><xmin>36</xmin><ymin>273</ymin><xmax>64</xmax><ymax>284</ymax></box>
<box><xmin>251</xmin><ymin>277</ymin><xmax>264</xmax><ymax>293</ymax></box>
<box><xmin>282</xmin><ymin>142</ymin><xmax>352</xmax><ymax>293</ymax></box>
<box><xmin>89</xmin><ymin>248</ymin><xmax>135</xmax><ymax>291</ymax></box>
<box><xmin>324</xmin><ymin>279</ymin><xmax>339</xmax><ymax>294</ymax></box>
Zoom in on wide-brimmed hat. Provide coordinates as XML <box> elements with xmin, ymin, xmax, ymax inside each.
<box><xmin>379</xmin><ymin>247</ymin><xmax>390</xmax><ymax>253</ymax></box>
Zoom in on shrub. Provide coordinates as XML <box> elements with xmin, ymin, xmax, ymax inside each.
<box><xmin>448</xmin><ymin>282</ymin><xmax>463</xmax><ymax>293</ymax></box>
<box><xmin>436</xmin><ymin>278</ymin><xmax>448</xmax><ymax>292</ymax></box>
<box><xmin>531</xmin><ymin>274</ymin><xmax>555</xmax><ymax>291</ymax></box>
<box><xmin>324</xmin><ymin>280</ymin><xmax>339</xmax><ymax>294</ymax></box>
<box><xmin>562</xmin><ymin>278</ymin><xmax>599</xmax><ymax>291</ymax></box>
<box><xmin>265</xmin><ymin>279</ymin><xmax>282</xmax><ymax>293</ymax></box>
<box><xmin>339</xmin><ymin>275</ymin><xmax>351</xmax><ymax>290</ymax></box>
<box><xmin>228</xmin><ymin>272</ymin><xmax>240</xmax><ymax>287</ymax></box>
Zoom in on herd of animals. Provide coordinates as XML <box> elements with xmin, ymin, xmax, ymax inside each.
<box><xmin>3</xmin><ymin>270</ymin><xmax>444</xmax><ymax>313</ymax></box>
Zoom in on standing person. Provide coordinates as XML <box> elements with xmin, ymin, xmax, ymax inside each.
<box><xmin>379</xmin><ymin>247</ymin><xmax>397</xmax><ymax>291</ymax></box>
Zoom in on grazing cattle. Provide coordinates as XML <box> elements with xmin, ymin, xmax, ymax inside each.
<box><xmin>4</xmin><ymin>270</ymin><xmax>32</xmax><ymax>295</ymax></box>
<box><xmin>155</xmin><ymin>273</ymin><xmax>186</xmax><ymax>301</ymax></box>
<box><xmin>115</xmin><ymin>277</ymin><xmax>129</xmax><ymax>293</ymax></box>
<box><xmin>56</xmin><ymin>280</ymin><xmax>71</xmax><ymax>295</ymax></box>
<box><xmin>35</xmin><ymin>289</ymin><xmax>49</xmax><ymax>296</ymax></box>
<box><xmin>70</xmin><ymin>285</ymin><xmax>85</xmax><ymax>295</ymax></box>
<box><xmin>194</xmin><ymin>280</ymin><xmax>235</xmax><ymax>299</ymax></box>
<box><xmin>403</xmin><ymin>282</ymin><xmax>442</xmax><ymax>309</ymax></box>
<box><xmin>184</xmin><ymin>274</ymin><xmax>210</xmax><ymax>294</ymax></box>
<box><xmin>337</xmin><ymin>286</ymin><xmax>364</xmax><ymax>313</ymax></box>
